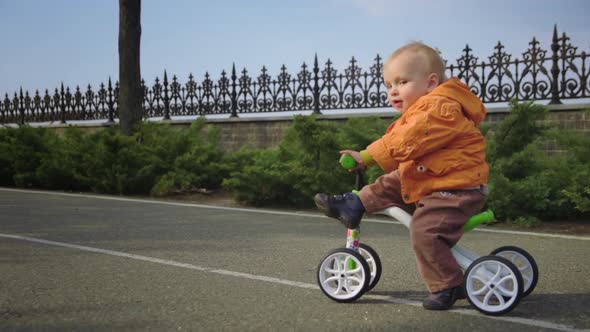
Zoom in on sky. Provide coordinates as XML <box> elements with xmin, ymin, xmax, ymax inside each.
<box><xmin>1</xmin><ymin>0</ymin><xmax>589</xmax><ymax>97</ymax></box>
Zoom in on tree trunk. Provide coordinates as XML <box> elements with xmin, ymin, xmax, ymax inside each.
<box><xmin>118</xmin><ymin>0</ymin><xmax>142</xmax><ymax>135</ymax></box>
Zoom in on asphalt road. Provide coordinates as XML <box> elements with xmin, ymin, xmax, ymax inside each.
<box><xmin>1</xmin><ymin>188</ymin><xmax>589</xmax><ymax>332</ymax></box>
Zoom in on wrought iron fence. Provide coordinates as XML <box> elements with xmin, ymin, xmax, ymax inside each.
<box><xmin>1</xmin><ymin>26</ymin><xmax>588</xmax><ymax>125</ymax></box>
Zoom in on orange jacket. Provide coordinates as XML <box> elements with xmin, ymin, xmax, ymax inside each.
<box><xmin>366</xmin><ymin>77</ymin><xmax>489</xmax><ymax>203</ymax></box>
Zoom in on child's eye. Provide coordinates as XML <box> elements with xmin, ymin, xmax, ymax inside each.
<box><xmin>399</xmin><ymin>80</ymin><xmax>408</xmax><ymax>85</ymax></box>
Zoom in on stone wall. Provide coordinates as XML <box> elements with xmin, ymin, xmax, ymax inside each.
<box><xmin>204</xmin><ymin>114</ymin><xmax>381</xmax><ymax>151</ymax></box>
<box><xmin>205</xmin><ymin>104</ymin><xmax>589</xmax><ymax>152</ymax></box>
<box><xmin>24</xmin><ymin>103</ymin><xmax>590</xmax><ymax>152</ymax></box>
<box><xmin>485</xmin><ymin>104</ymin><xmax>590</xmax><ymax>131</ymax></box>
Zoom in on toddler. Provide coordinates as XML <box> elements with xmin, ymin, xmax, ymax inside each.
<box><xmin>315</xmin><ymin>42</ymin><xmax>488</xmax><ymax>310</ymax></box>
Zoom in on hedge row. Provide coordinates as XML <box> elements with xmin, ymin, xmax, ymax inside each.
<box><xmin>1</xmin><ymin>102</ymin><xmax>589</xmax><ymax>225</ymax></box>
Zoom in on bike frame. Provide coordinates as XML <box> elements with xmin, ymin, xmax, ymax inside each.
<box><xmin>344</xmin><ymin>168</ymin><xmax>483</xmax><ymax>271</ymax></box>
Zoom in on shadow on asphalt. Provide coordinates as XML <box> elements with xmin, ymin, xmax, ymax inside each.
<box><xmin>361</xmin><ymin>290</ymin><xmax>590</xmax><ymax>322</ymax></box>
<box><xmin>514</xmin><ymin>293</ymin><xmax>590</xmax><ymax>320</ymax></box>
<box><xmin>367</xmin><ymin>290</ymin><xmax>428</xmax><ymax>302</ymax></box>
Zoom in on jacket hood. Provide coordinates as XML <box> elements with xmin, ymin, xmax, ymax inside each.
<box><xmin>429</xmin><ymin>77</ymin><xmax>486</xmax><ymax>126</ymax></box>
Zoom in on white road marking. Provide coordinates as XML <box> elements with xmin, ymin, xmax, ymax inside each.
<box><xmin>1</xmin><ymin>187</ymin><xmax>588</xmax><ymax>241</ymax></box>
<box><xmin>0</xmin><ymin>233</ymin><xmax>317</xmax><ymax>290</ymax></box>
<box><xmin>0</xmin><ymin>233</ymin><xmax>587</xmax><ymax>332</ymax></box>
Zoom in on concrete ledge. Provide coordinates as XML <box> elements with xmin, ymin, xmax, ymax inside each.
<box><xmin>163</xmin><ymin>103</ymin><xmax>590</xmax><ymax>124</ymax></box>
<box><xmin>2</xmin><ymin>103</ymin><xmax>588</xmax><ymax>129</ymax></box>
<box><xmin>486</xmin><ymin>103</ymin><xmax>590</xmax><ymax>114</ymax></box>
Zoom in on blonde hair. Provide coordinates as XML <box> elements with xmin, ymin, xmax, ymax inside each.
<box><xmin>388</xmin><ymin>42</ymin><xmax>448</xmax><ymax>82</ymax></box>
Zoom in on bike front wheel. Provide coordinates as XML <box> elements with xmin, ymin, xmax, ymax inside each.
<box><xmin>317</xmin><ymin>248</ymin><xmax>371</xmax><ymax>303</ymax></box>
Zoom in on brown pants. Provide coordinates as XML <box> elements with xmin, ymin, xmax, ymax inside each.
<box><xmin>358</xmin><ymin>170</ymin><xmax>486</xmax><ymax>293</ymax></box>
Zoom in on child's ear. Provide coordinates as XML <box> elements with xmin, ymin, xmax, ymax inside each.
<box><xmin>426</xmin><ymin>73</ymin><xmax>439</xmax><ymax>92</ymax></box>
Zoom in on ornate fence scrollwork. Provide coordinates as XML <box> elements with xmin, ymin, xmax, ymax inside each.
<box><xmin>1</xmin><ymin>26</ymin><xmax>588</xmax><ymax>125</ymax></box>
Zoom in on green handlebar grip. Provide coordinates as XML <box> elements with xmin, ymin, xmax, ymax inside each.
<box><xmin>340</xmin><ymin>154</ymin><xmax>357</xmax><ymax>170</ymax></box>
<box><xmin>463</xmin><ymin>209</ymin><xmax>495</xmax><ymax>232</ymax></box>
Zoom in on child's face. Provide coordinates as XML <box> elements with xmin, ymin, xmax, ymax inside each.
<box><xmin>383</xmin><ymin>52</ymin><xmax>438</xmax><ymax>113</ymax></box>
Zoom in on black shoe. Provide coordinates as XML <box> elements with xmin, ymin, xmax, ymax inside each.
<box><xmin>456</xmin><ymin>286</ymin><xmax>466</xmax><ymax>300</ymax></box>
<box><xmin>314</xmin><ymin>192</ymin><xmax>365</xmax><ymax>229</ymax></box>
<box><xmin>422</xmin><ymin>286</ymin><xmax>464</xmax><ymax>310</ymax></box>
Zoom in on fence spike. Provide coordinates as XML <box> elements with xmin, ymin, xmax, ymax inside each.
<box><xmin>3</xmin><ymin>27</ymin><xmax>589</xmax><ymax>125</ymax></box>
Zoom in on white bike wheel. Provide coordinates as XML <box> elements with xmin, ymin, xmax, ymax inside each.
<box><xmin>317</xmin><ymin>248</ymin><xmax>370</xmax><ymax>303</ymax></box>
<box><xmin>491</xmin><ymin>246</ymin><xmax>538</xmax><ymax>297</ymax></box>
<box><xmin>358</xmin><ymin>243</ymin><xmax>382</xmax><ymax>291</ymax></box>
<box><xmin>464</xmin><ymin>255</ymin><xmax>524</xmax><ymax>316</ymax></box>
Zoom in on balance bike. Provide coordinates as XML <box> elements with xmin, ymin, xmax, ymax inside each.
<box><xmin>316</xmin><ymin>156</ymin><xmax>539</xmax><ymax>316</ymax></box>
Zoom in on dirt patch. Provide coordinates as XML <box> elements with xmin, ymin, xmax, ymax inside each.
<box><xmin>160</xmin><ymin>190</ymin><xmax>238</xmax><ymax>207</ymax></box>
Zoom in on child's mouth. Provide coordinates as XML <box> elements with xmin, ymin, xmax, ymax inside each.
<box><xmin>393</xmin><ymin>100</ymin><xmax>403</xmax><ymax>109</ymax></box>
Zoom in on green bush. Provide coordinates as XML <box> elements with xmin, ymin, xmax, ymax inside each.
<box><xmin>0</xmin><ymin>126</ymin><xmax>57</xmax><ymax>188</ymax></box>
<box><xmin>149</xmin><ymin>119</ymin><xmax>227</xmax><ymax>196</ymax></box>
<box><xmin>486</xmin><ymin>102</ymin><xmax>590</xmax><ymax>222</ymax></box>
<box><xmin>0</xmin><ymin>127</ymin><xmax>18</xmax><ymax>186</ymax></box>
<box><xmin>224</xmin><ymin>102</ymin><xmax>590</xmax><ymax>221</ymax></box>
<box><xmin>0</xmin><ymin>119</ymin><xmax>228</xmax><ymax>196</ymax></box>
<box><xmin>2</xmin><ymin>105</ymin><xmax>588</xmax><ymax>225</ymax></box>
<box><xmin>222</xmin><ymin>148</ymin><xmax>290</xmax><ymax>205</ymax></box>
<box><xmin>223</xmin><ymin>115</ymin><xmax>390</xmax><ymax>207</ymax></box>
<box><xmin>223</xmin><ymin>116</ymin><xmax>346</xmax><ymax>206</ymax></box>
<box><xmin>486</xmin><ymin>101</ymin><xmax>550</xmax><ymax>161</ymax></box>
<box><xmin>550</xmin><ymin>126</ymin><xmax>590</xmax><ymax>214</ymax></box>
<box><xmin>36</xmin><ymin>127</ymin><xmax>92</xmax><ymax>191</ymax></box>
<box><xmin>80</xmin><ymin>127</ymin><xmax>159</xmax><ymax>194</ymax></box>
<box><xmin>337</xmin><ymin>116</ymin><xmax>391</xmax><ymax>184</ymax></box>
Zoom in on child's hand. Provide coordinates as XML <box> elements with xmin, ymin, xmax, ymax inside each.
<box><xmin>339</xmin><ymin>150</ymin><xmax>366</xmax><ymax>171</ymax></box>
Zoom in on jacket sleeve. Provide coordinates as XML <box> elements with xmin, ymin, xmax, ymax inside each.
<box><xmin>367</xmin><ymin>99</ymin><xmax>473</xmax><ymax>167</ymax></box>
